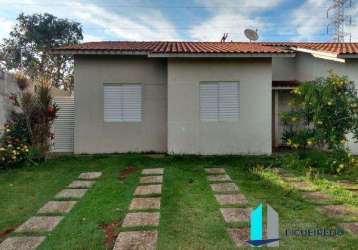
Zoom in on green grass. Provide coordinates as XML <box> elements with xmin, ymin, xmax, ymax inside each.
<box><xmin>0</xmin><ymin>154</ymin><xmax>357</xmax><ymax>249</ymax></box>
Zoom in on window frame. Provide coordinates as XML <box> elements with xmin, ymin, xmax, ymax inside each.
<box><xmin>103</xmin><ymin>83</ymin><xmax>143</xmax><ymax>123</ymax></box>
<box><xmin>199</xmin><ymin>81</ymin><xmax>240</xmax><ymax>122</ymax></box>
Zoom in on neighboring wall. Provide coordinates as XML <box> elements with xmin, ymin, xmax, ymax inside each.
<box><xmin>167</xmin><ymin>58</ymin><xmax>272</xmax><ymax>155</ymax></box>
<box><xmin>74</xmin><ymin>55</ymin><xmax>167</xmax><ymax>154</ymax></box>
<box><xmin>0</xmin><ymin>72</ymin><xmax>18</xmax><ymax>132</ymax></box>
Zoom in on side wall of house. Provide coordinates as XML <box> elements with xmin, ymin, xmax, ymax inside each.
<box><xmin>74</xmin><ymin>56</ymin><xmax>167</xmax><ymax>154</ymax></box>
<box><xmin>167</xmin><ymin>58</ymin><xmax>272</xmax><ymax>155</ymax></box>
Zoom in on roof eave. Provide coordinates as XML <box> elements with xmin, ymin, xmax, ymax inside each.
<box><xmin>49</xmin><ymin>49</ymin><xmax>148</xmax><ymax>56</ymax></box>
<box><xmin>148</xmin><ymin>53</ymin><xmax>295</xmax><ymax>58</ymax></box>
<box><xmin>291</xmin><ymin>47</ymin><xmax>346</xmax><ymax>63</ymax></box>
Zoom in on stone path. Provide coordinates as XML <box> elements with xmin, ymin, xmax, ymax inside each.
<box><xmin>0</xmin><ymin>172</ymin><xmax>102</xmax><ymax>250</ymax></box>
<box><xmin>113</xmin><ymin>168</ymin><xmax>164</xmax><ymax>250</ymax></box>
<box><xmin>275</xmin><ymin>168</ymin><xmax>358</xmax><ymax>236</ymax></box>
<box><xmin>205</xmin><ymin>168</ymin><xmax>251</xmax><ymax>248</ymax></box>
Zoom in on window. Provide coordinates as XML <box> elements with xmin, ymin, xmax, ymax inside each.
<box><xmin>104</xmin><ymin>84</ymin><xmax>142</xmax><ymax>122</ymax></box>
<box><xmin>200</xmin><ymin>82</ymin><xmax>240</xmax><ymax>122</ymax></box>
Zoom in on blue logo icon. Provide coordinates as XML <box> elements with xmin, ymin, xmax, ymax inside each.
<box><xmin>248</xmin><ymin>203</ymin><xmax>279</xmax><ymax>247</ymax></box>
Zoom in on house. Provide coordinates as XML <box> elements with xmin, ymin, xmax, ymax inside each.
<box><xmin>52</xmin><ymin>42</ymin><xmax>358</xmax><ymax>155</ymax></box>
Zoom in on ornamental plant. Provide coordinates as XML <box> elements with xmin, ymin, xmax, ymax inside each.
<box><xmin>0</xmin><ymin>72</ymin><xmax>58</xmax><ymax>167</ymax></box>
<box><xmin>281</xmin><ymin>71</ymin><xmax>358</xmax><ymax>174</ymax></box>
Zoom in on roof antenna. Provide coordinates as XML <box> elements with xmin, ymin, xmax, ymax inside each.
<box><xmin>221</xmin><ymin>33</ymin><xmax>229</xmax><ymax>42</ymax></box>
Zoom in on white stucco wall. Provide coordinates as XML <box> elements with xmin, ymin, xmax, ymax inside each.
<box><xmin>74</xmin><ymin>56</ymin><xmax>167</xmax><ymax>154</ymax></box>
<box><xmin>272</xmin><ymin>57</ymin><xmax>296</xmax><ymax>81</ymax></box>
<box><xmin>167</xmin><ymin>58</ymin><xmax>272</xmax><ymax>155</ymax></box>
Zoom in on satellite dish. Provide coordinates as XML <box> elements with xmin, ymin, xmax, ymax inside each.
<box><xmin>244</xmin><ymin>29</ymin><xmax>259</xmax><ymax>42</ymax></box>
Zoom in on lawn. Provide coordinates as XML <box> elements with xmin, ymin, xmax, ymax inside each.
<box><xmin>0</xmin><ymin>154</ymin><xmax>357</xmax><ymax>249</ymax></box>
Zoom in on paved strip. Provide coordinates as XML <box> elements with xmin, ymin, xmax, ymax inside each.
<box><xmin>55</xmin><ymin>189</ymin><xmax>88</xmax><ymax>199</ymax></box>
<box><xmin>0</xmin><ymin>237</ymin><xmax>45</xmax><ymax>250</ymax></box>
<box><xmin>37</xmin><ymin>201</ymin><xmax>77</xmax><ymax>214</ymax></box>
<box><xmin>215</xmin><ymin>194</ymin><xmax>248</xmax><ymax>206</ymax></box>
<box><xmin>68</xmin><ymin>180</ymin><xmax>94</xmax><ymax>189</ymax></box>
<box><xmin>78</xmin><ymin>172</ymin><xmax>102</xmax><ymax>180</ymax></box>
<box><xmin>113</xmin><ymin>168</ymin><xmax>164</xmax><ymax>250</ymax></box>
<box><xmin>15</xmin><ymin>216</ymin><xmax>64</xmax><ymax>233</ymax></box>
<box><xmin>113</xmin><ymin>231</ymin><xmax>158</xmax><ymax>250</ymax></box>
<box><xmin>134</xmin><ymin>185</ymin><xmax>162</xmax><ymax>196</ymax></box>
<box><xmin>129</xmin><ymin>198</ymin><xmax>161</xmax><ymax>210</ymax></box>
<box><xmin>205</xmin><ymin>168</ymin><xmax>252</xmax><ymax>248</ymax></box>
<box><xmin>0</xmin><ymin>172</ymin><xmax>102</xmax><ymax>250</ymax></box>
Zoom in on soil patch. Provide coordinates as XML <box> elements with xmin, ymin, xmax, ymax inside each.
<box><xmin>118</xmin><ymin>166</ymin><xmax>138</xmax><ymax>180</ymax></box>
<box><xmin>0</xmin><ymin>227</ymin><xmax>16</xmax><ymax>238</ymax></box>
<box><xmin>101</xmin><ymin>220</ymin><xmax>123</xmax><ymax>249</ymax></box>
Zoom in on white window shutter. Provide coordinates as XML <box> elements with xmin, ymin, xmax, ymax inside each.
<box><xmin>219</xmin><ymin>82</ymin><xmax>240</xmax><ymax>121</ymax></box>
<box><xmin>104</xmin><ymin>85</ymin><xmax>123</xmax><ymax>122</ymax></box>
<box><xmin>122</xmin><ymin>84</ymin><xmax>142</xmax><ymax>122</ymax></box>
<box><xmin>200</xmin><ymin>83</ymin><xmax>219</xmax><ymax>121</ymax></box>
<box><xmin>104</xmin><ymin>84</ymin><xmax>142</xmax><ymax>122</ymax></box>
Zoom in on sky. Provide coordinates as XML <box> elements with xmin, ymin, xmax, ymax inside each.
<box><xmin>0</xmin><ymin>0</ymin><xmax>357</xmax><ymax>43</ymax></box>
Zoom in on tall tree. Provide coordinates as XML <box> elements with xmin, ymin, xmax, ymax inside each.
<box><xmin>0</xmin><ymin>13</ymin><xmax>83</xmax><ymax>91</ymax></box>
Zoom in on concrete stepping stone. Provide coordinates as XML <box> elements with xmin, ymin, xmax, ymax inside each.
<box><xmin>38</xmin><ymin>201</ymin><xmax>77</xmax><ymax>214</ymax></box>
<box><xmin>337</xmin><ymin>180</ymin><xmax>358</xmax><ymax>191</ymax></box>
<box><xmin>205</xmin><ymin>168</ymin><xmax>226</xmax><ymax>174</ymax></box>
<box><xmin>142</xmin><ymin>168</ymin><xmax>164</xmax><ymax>175</ymax></box>
<box><xmin>0</xmin><ymin>236</ymin><xmax>45</xmax><ymax>250</ymax></box>
<box><xmin>140</xmin><ymin>176</ymin><xmax>163</xmax><ymax>184</ymax></box>
<box><xmin>220</xmin><ymin>208</ymin><xmax>251</xmax><ymax>223</ymax></box>
<box><xmin>338</xmin><ymin>222</ymin><xmax>358</xmax><ymax>235</ymax></box>
<box><xmin>122</xmin><ymin>212</ymin><xmax>160</xmax><ymax>227</ymax></box>
<box><xmin>301</xmin><ymin>192</ymin><xmax>332</xmax><ymax>204</ymax></box>
<box><xmin>68</xmin><ymin>180</ymin><xmax>94</xmax><ymax>189</ymax></box>
<box><xmin>227</xmin><ymin>228</ymin><xmax>249</xmax><ymax>248</ymax></box>
<box><xmin>317</xmin><ymin>205</ymin><xmax>357</xmax><ymax>218</ymax></box>
<box><xmin>207</xmin><ymin>174</ymin><xmax>232</xmax><ymax>182</ymax></box>
<box><xmin>113</xmin><ymin>231</ymin><xmax>157</xmax><ymax>250</ymax></box>
<box><xmin>134</xmin><ymin>185</ymin><xmax>162</xmax><ymax>196</ymax></box>
<box><xmin>215</xmin><ymin>194</ymin><xmax>248</xmax><ymax>205</ymax></box>
<box><xmin>290</xmin><ymin>181</ymin><xmax>316</xmax><ymax>191</ymax></box>
<box><xmin>55</xmin><ymin>189</ymin><xmax>88</xmax><ymax>199</ymax></box>
<box><xmin>78</xmin><ymin>172</ymin><xmax>102</xmax><ymax>180</ymax></box>
<box><xmin>210</xmin><ymin>183</ymin><xmax>239</xmax><ymax>193</ymax></box>
<box><xmin>15</xmin><ymin>216</ymin><xmax>63</xmax><ymax>233</ymax></box>
<box><xmin>129</xmin><ymin>198</ymin><xmax>161</xmax><ymax>210</ymax></box>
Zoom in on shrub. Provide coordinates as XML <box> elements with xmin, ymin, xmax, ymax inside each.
<box><xmin>281</xmin><ymin>71</ymin><xmax>358</xmax><ymax>174</ymax></box>
<box><xmin>0</xmin><ymin>73</ymin><xmax>59</xmax><ymax>168</ymax></box>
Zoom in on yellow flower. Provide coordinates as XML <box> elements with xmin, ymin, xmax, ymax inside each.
<box><xmin>340</xmin><ymin>139</ymin><xmax>347</xmax><ymax>145</ymax></box>
<box><xmin>0</xmin><ymin>147</ymin><xmax>5</xmax><ymax>151</ymax></box>
<box><xmin>327</xmin><ymin>101</ymin><xmax>332</xmax><ymax>106</ymax></box>
<box><xmin>25</xmin><ymin>149</ymin><xmax>29</xmax><ymax>152</ymax></box>
<box><xmin>292</xmin><ymin>144</ymin><xmax>299</xmax><ymax>149</ymax></box>
<box><xmin>307</xmin><ymin>139</ymin><xmax>314</xmax><ymax>146</ymax></box>
<box><xmin>291</xmin><ymin>117</ymin><xmax>297</xmax><ymax>122</ymax></box>
<box><xmin>5</xmin><ymin>129</ymin><xmax>10</xmax><ymax>132</ymax></box>
<box><xmin>287</xmin><ymin>139</ymin><xmax>292</xmax><ymax>146</ymax></box>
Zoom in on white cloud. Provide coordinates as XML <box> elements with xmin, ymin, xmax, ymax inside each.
<box><xmin>0</xmin><ymin>0</ymin><xmax>182</xmax><ymax>41</ymax></box>
<box><xmin>0</xmin><ymin>17</ymin><xmax>15</xmax><ymax>40</ymax></box>
<box><xmin>290</xmin><ymin>0</ymin><xmax>329</xmax><ymax>41</ymax></box>
<box><xmin>189</xmin><ymin>0</ymin><xmax>283</xmax><ymax>41</ymax></box>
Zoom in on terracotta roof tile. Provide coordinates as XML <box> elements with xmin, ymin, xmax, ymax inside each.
<box><xmin>261</xmin><ymin>42</ymin><xmax>358</xmax><ymax>56</ymax></box>
<box><xmin>55</xmin><ymin>41</ymin><xmax>291</xmax><ymax>54</ymax></box>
